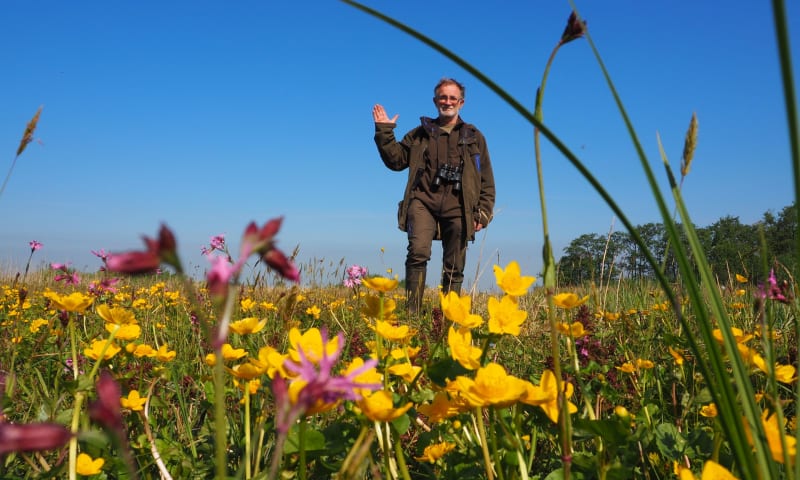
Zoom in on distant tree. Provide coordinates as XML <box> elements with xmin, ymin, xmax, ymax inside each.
<box><xmin>700</xmin><ymin>215</ymin><xmax>759</xmax><ymax>282</ymax></box>
<box><xmin>762</xmin><ymin>202</ymin><xmax>797</xmax><ymax>274</ymax></box>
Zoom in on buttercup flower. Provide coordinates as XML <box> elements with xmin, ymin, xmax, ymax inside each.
<box><xmin>700</xmin><ymin>403</ymin><xmax>718</xmax><ymax>418</ymax></box>
<box><xmin>155</xmin><ymin>344</ymin><xmax>176</xmax><ymax>362</ymax></box>
<box><xmin>84</xmin><ymin>339</ymin><xmax>121</xmax><ymax>361</ymax></box>
<box><xmin>417</xmin><ymin>391</ymin><xmax>463</xmax><ymax>423</ymax></box>
<box><xmin>556</xmin><ymin>321</ymin><xmax>587</xmax><ymax>338</ymax></box>
<box><xmin>373</xmin><ymin>320</ymin><xmax>415</xmax><ymax>343</ymax></box>
<box><xmin>96</xmin><ymin>304</ymin><xmax>136</xmax><ymax>325</ymax></box>
<box><xmin>493</xmin><ymin>261</ymin><xmax>536</xmax><ymax>297</ymax></box>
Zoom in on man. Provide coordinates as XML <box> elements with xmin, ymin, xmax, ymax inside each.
<box><xmin>373</xmin><ymin>78</ymin><xmax>496</xmax><ymax>314</ymax></box>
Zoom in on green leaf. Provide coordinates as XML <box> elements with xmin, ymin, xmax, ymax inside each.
<box><xmin>426</xmin><ymin>358</ymin><xmax>469</xmax><ymax>387</ymax></box>
<box><xmin>284</xmin><ymin>427</ymin><xmax>326</xmax><ymax>454</ymax></box>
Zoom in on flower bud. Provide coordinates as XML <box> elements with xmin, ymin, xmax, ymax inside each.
<box><xmin>0</xmin><ymin>422</ymin><xmax>72</xmax><ymax>455</ymax></box>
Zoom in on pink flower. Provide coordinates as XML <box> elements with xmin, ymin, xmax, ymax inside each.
<box><xmin>210</xmin><ymin>234</ymin><xmax>225</xmax><ymax>251</ymax></box>
<box><xmin>106</xmin><ymin>224</ymin><xmax>179</xmax><ymax>275</ymax></box>
<box><xmin>51</xmin><ymin>263</ymin><xmax>81</xmax><ymax>285</ymax></box>
<box><xmin>88</xmin><ymin>370</ymin><xmax>124</xmax><ymax>436</ymax></box>
<box><xmin>28</xmin><ymin>240</ymin><xmax>42</xmax><ymax>251</ymax></box>
<box><xmin>238</xmin><ymin>218</ymin><xmax>300</xmax><ymax>283</ymax></box>
<box><xmin>91</xmin><ymin>249</ymin><xmax>109</xmax><ymax>262</ymax></box>
<box><xmin>0</xmin><ymin>422</ymin><xmax>73</xmax><ymax>455</ymax></box>
<box><xmin>206</xmin><ymin>254</ymin><xmax>237</xmax><ymax>298</ymax></box>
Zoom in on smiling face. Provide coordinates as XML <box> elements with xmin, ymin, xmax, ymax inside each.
<box><xmin>433</xmin><ymin>83</ymin><xmax>464</xmax><ymax>124</ymax></box>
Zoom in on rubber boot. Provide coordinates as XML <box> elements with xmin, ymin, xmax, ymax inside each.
<box><xmin>441</xmin><ymin>278</ymin><xmax>462</xmax><ymax>296</ymax></box>
<box><xmin>405</xmin><ymin>268</ymin><xmax>427</xmax><ymax>315</ymax></box>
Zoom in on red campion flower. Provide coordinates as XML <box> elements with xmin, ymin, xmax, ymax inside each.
<box><xmin>240</xmin><ymin>217</ymin><xmax>300</xmax><ymax>282</ymax></box>
<box><xmin>106</xmin><ymin>224</ymin><xmax>179</xmax><ymax>274</ymax></box>
<box><xmin>0</xmin><ymin>422</ymin><xmax>72</xmax><ymax>455</ymax></box>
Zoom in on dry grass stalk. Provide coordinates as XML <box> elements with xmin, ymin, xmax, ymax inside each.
<box><xmin>680</xmin><ymin>112</ymin><xmax>698</xmax><ymax>178</ymax></box>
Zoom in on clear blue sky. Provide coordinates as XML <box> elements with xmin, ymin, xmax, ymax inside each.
<box><xmin>1</xmin><ymin>1</ymin><xmax>798</xmax><ymax>291</ymax></box>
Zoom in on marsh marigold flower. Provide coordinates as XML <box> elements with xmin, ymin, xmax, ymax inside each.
<box><xmin>358</xmin><ymin>390</ymin><xmax>412</xmax><ymax>422</ymax></box>
<box><xmin>487</xmin><ymin>295</ymin><xmax>527</xmax><ymax>336</ymax></box>
<box><xmin>454</xmin><ymin>362</ymin><xmax>527</xmax><ymax>408</ymax></box>
<box><xmin>440</xmin><ymin>291</ymin><xmax>483</xmax><ymax>328</ymax></box>
<box><xmin>415</xmin><ymin>441</ymin><xmax>456</xmax><ymax>463</ymax></box>
<box><xmin>493</xmin><ymin>261</ymin><xmax>535</xmax><ymax>297</ymax></box>
<box><xmin>373</xmin><ymin>320</ymin><xmax>415</xmax><ymax>343</ymax></box>
<box><xmin>84</xmin><ymin>339</ymin><xmax>121</xmax><ymax>361</ymax></box>
<box><xmin>229</xmin><ymin>317</ymin><xmax>267</xmax><ymax>335</ymax></box>
<box><xmin>44</xmin><ymin>291</ymin><xmax>93</xmax><ymax>313</ymax></box>
<box><xmin>448</xmin><ymin>326</ymin><xmax>482</xmax><ymax>370</ymax></box>
<box><xmin>155</xmin><ymin>344</ymin><xmax>176</xmax><ymax>362</ymax></box>
<box><xmin>699</xmin><ymin>403</ymin><xmax>718</xmax><ymax>418</ymax></box>
<box><xmin>417</xmin><ymin>391</ymin><xmax>463</xmax><ymax>423</ymax></box>
<box><xmin>287</xmin><ymin>327</ymin><xmax>339</xmax><ymax>364</ymax></box>
<box><xmin>556</xmin><ymin>321</ymin><xmax>587</xmax><ymax>338</ymax></box>
<box><xmin>520</xmin><ymin>369</ymin><xmax>578</xmax><ymax>424</ymax></box>
<box><xmin>76</xmin><ymin>452</ymin><xmax>105</xmax><ymax>476</ymax></box>
<box><xmin>552</xmin><ymin>292</ymin><xmax>589</xmax><ymax>309</ymax></box>
<box><xmin>362</xmin><ymin>275</ymin><xmax>399</xmax><ymax>293</ymax></box>
<box><xmin>121</xmin><ymin>390</ymin><xmax>147</xmax><ymax>411</ymax></box>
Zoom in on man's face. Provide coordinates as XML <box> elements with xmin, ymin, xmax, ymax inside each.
<box><xmin>433</xmin><ymin>84</ymin><xmax>464</xmax><ymax>120</ymax></box>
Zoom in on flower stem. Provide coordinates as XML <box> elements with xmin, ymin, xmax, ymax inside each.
<box><xmin>475</xmin><ymin>407</ymin><xmax>495</xmax><ymax>480</ymax></box>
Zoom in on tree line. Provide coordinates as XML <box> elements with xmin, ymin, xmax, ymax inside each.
<box><xmin>556</xmin><ymin>202</ymin><xmax>797</xmax><ymax>286</ymax></box>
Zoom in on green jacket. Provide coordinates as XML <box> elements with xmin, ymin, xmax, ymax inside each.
<box><xmin>374</xmin><ymin>116</ymin><xmax>496</xmax><ymax>240</ymax></box>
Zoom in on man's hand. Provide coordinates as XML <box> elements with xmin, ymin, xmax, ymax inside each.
<box><xmin>373</xmin><ymin>104</ymin><xmax>398</xmax><ymax>124</ymax></box>
<box><xmin>474</xmin><ymin>221</ymin><xmax>483</xmax><ymax>232</ymax></box>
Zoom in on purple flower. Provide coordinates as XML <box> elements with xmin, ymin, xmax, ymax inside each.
<box><xmin>91</xmin><ymin>249</ymin><xmax>109</xmax><ymax>262</ymax></box>
<box><xmin>29</xmin><ymin>240</ymin><xmax>42</xmax><ymax>251</ymax></box>
<box><xmin>0</xmin><ymin>422</ymin><xmax>72</xmax><ymax>455</ymax></box>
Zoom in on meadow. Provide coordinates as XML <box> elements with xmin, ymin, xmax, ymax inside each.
<box><xmin>2</xmin><ymin>1</ymin><xmax>799</xmax><ymax>479</ymax></box>
<box><xmin>0</xmin><ymin>240</ymin><xmax>796</xmax><ymax>479</ymax></box>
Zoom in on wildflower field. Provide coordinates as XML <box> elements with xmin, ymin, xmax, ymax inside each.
<box><xmin>0</xmin><ymin>228</ymin><xmax>797</xmax><ymax>480</ymax></box>
<box><xmin>2</xmin><ymin>1</ymin><xmax>800</xmax><ymax>479</ymax></box>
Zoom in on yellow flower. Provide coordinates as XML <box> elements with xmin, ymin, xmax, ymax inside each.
<box><xmin>121</xmin><ymin>390</ymin><xmax>147</xmax><ymax>411</ymax></box>
<box><xmin>76</xmin><ymin>452</ymin><xmax>105</xmax><ymax>475</ymax></box>
<box><xmin>735</xmin><ymin>289</ymin><xmax>746</xmax><ymax>297</ymax></box>
<box><xmin>387</xmin><ymin>362</ymin><xmax>422</xmax><ymax>383</ymax></box>
<box><xmin>417</xmin><ymin>392</ymin><xmax>462</xmax><ymax>423</ymax></box>
<box><xmin>700</xmin><ymin>460</ymin><xmax>738</xmax><ymax>479</ymax></box>
<box><xmin>361</xmin><ymin>275</ymin><xmax>399</xmax><ymax>293</ymax></box>
<box><xmin>105</xmin><ymin>322</ymin><xmax>141</xmax><ymax>341</ymax></box>
<box><xmin>440</xmin><ymin>291</ymin><xmax>483</xmax><ymax>328</ymax></box>
<box><xmin>288</xmin><ymin>379</ymin><xmax>339</xmax><ymax>415</ymax></box>
<box><xmin>552</xmin><ymin>292</ymin><xmax>589</xmax><ymax>309</ymax></box>
<box><xmin>305</xmin><ymin>305</ymin><xmax>322</xmax><ymax>319</ymax></box>
<box><xmin>699</xmin><ymin>403</ymin><xmax>718</xmax><ymax>418</ymax></box>
<box><xmin>556</xmin><ymin>321</ymin><xmax>587</xmax><ymax>338</ymax></box>
<box><xmin>735</xmin><ymin>274</ymin><xmax>748</xmax><ymax>283</ymax></box>
<box><xmin>131</xmin><ymin>344</ymin><xmax>157</xmax><ymax>358</ymax></box>
<box><xmin>602</xmin><ymin>311</ymin><xmax>621</xmax><ymax>321</ymax></box>
<box><xmin>487</xmin><ymin>295</ymin><xmax>527</xmax><ymax>336</ymax></box>
<box><xmin>415</xmin><ymin>441</ymin><xmax>456</xmax><ymax>463</ymax></box>
<box><xmin>362</xmin><ymin>294</ymin><xmax>397</xmax><ymax>319</ymax></box>
<box><xmin>616</xmin><ymin>362</ymin><xmax>636</xmax><ymax>374</ymax></box>
<box><xmin>288</xmin><ymin>327</ymin><xmax>339</xmax><ymax>364</ymax></box>
<box><xmin>221</xmin><ymin>343</ymin><xmax>248</xmax><ymax>361</ymax></box>
<box><xmin>229</xmin><ymin>362</ymin><xmax>266</xmax><ymax>380</ymax></box>
<box><xmin>448</xmin><ymin>326</ymin><xmax>482</xmax><ymax>370</ymax></box>
<box><xmin>454</xmin><ymin>362</ymin><xmax>527</xmax><ymax>408</ymax></box>
<box><xmin>44</xmin><ymin>291</ymin><xmax>94</xmax><ymax>313</ymax></box>
<box><xmin>358</xmin><ymin>390</ymin><xmax>413</xmax><ymax>422</ymax></box>
<box><xmin>744</xmin><ymin>410</ymin><xmax>797</xmax><ymax>465</ymax></box>
<box><xmin>342</xmin><ymin>357</ymin><xmax>382</xmax><ymax>397</ymax></box>
<box><xmin>520</xmin><ymin>369</ymin><xmax>577</xmax><ymax>423</ymax></box>
<box><xmin>229</xmin><ymin>317</ymin><xmax>267</xmax><ymax>335</ymax></box>
<box><xmin>636</xmin><ymin>358</ymin><xmax>654</xmax><ymax>369</ymax></box>
<box><xmin>373</xmin><ymin>320</ymin><xmax>415</xmax><ymax>343</ymax></box>
<box><xmin>773</xmin><ymin>364</ymin><xmax>797</xmax><ymax>383</ymax></box>
<box><xmin>96</xmin><ymin>304</ymin><xmax>136</xmax><ymax>324</ymax></box>
<box><xmin>668</xmin><ymin>346</ymin><xmax>685</xmax><ymax>366</ymax></box>
<box><xmin>29</xmin><ymin>318</ymin><xmax>49</xmax><ymax>333</ymax></box>
<box><xmin>712</xmin><ymin>327</ymin><xmax>753</xmax><ymax>344</ymax></box>
<box><xmin>156</xmin><ymin>344</ymin><xmax>176</xmax><ymax>362</ymax></box>
<box><xmin>252</xmin><ymin>345</ymin><xmax>289</xmax><ymax>379</ymax></box>
<box><xmin>493</xmin><ymin>261</ymin><xmax>535</xmax><ymax>297</ymax></box>
<box><xmin>240</xmin><ymin>297</ymin><xmax>257</xmax><ymax>312</ymax></box>
<box><xmin>84</xmin><ymin>339</ymin><xmax>121</xmax><ymax>360</ymax></box>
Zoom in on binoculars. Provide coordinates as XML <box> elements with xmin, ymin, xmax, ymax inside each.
<box><xmin>431</xmin><ymin>163</ymin><xmax>463</xmax><ymax>192</ymax></box>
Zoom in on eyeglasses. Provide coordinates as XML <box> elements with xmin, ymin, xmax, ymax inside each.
<box><xmin>435</xmin><ymin>95</ymin><xmax>462</xmax><ymax>103</ymax></box>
